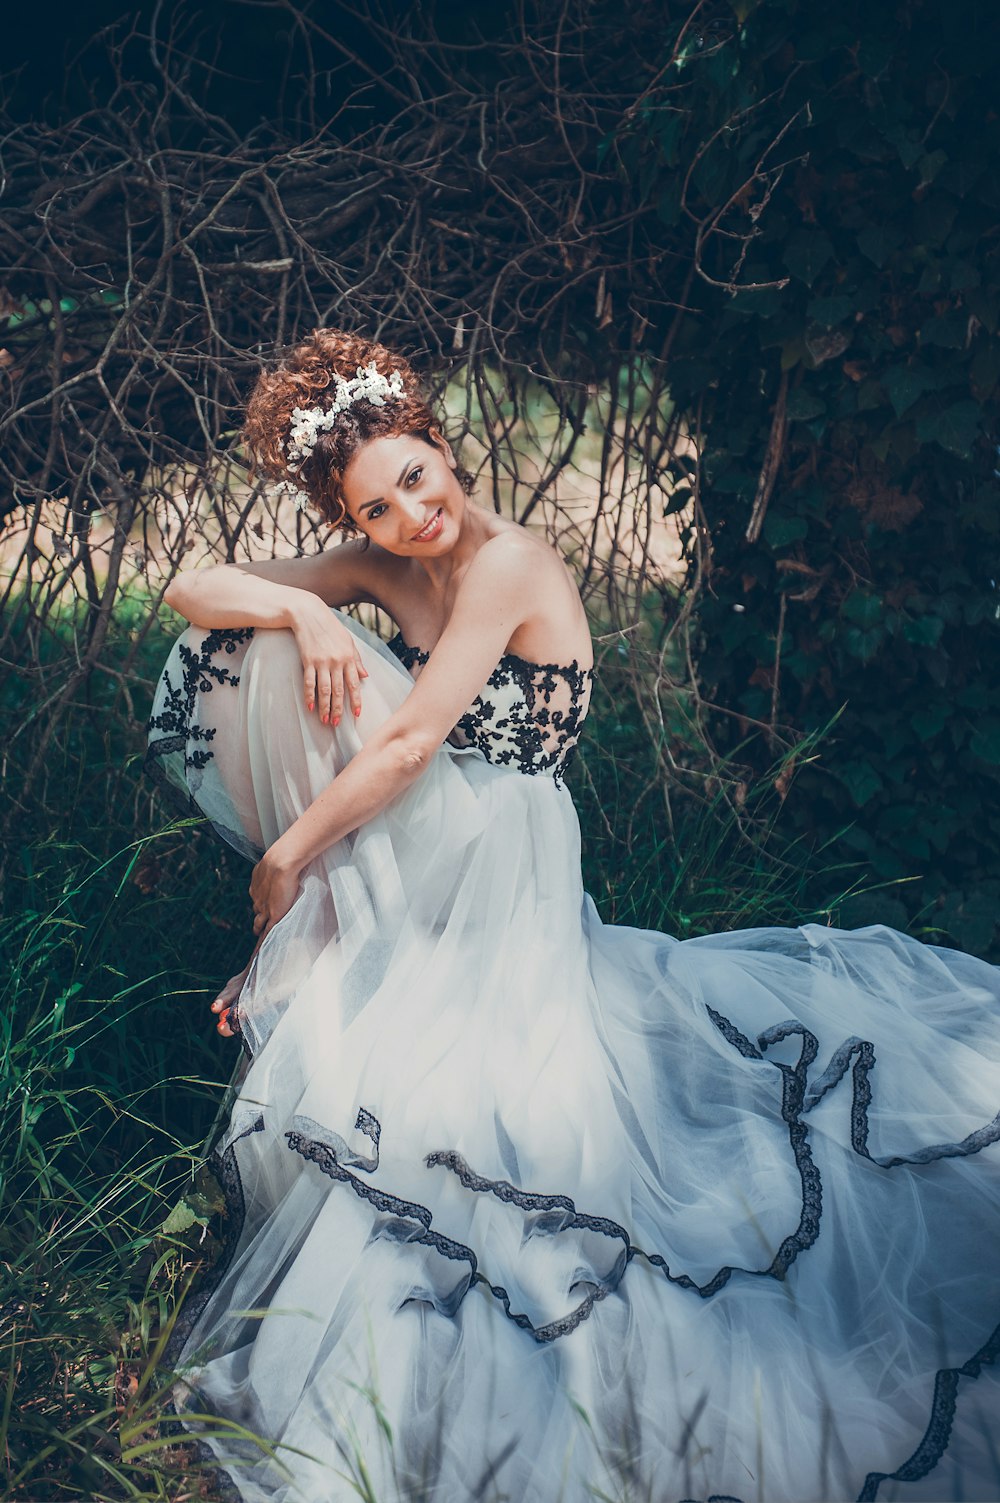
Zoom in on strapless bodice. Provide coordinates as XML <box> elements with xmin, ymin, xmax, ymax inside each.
<box><xmin>386</xmin><ymin>632</ymin><xmax>592</xmax><ymax>786</ymax></box>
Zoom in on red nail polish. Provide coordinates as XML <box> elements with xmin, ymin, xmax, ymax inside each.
<box><xmin>322</xmin><ymin>712</ymin><xmax>328</xmax><ymax>724</ymax></box>
<box><xmin>354</xmin><ymin>705</ymin><xmax>361</xmax><ymax>717</ymax></box>
<box><xmin>333</xmin><ymin>715</ymin><xmax>340</xmax><ymax>727</ymax></box>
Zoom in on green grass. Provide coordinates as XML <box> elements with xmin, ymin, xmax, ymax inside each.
<box><xmin>0</xmin><ymin>831</ymin><xmax>239</xmax><ymax>1499</ymax></box>
<box><xmin>0</xmin><ymin>585</ymin><xmax>886</xmax><ymax>1500</ymax></box>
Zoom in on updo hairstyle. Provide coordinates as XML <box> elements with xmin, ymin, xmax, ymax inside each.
<box><xmin>241</xmin><ymin>328</ymin><xmax>475</xmax><ymax>533</ymax></box>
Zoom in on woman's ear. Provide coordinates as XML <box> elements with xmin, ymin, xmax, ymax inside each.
<box><xmin>426</xmin><ymin>426</ymin><xmax>458</xmax><ymax>470</ymax></box>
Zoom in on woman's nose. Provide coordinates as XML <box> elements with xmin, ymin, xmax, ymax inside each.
<box><xmin>398</xmin><ymin>496</ymin><xmax>427</xmax><ymax>530</ymax></box>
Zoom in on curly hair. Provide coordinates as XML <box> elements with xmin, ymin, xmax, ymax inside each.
<box><xmin>241</xmin><ymin>328</ymin><xmax>475</xmax><ymax>532</ymax></box>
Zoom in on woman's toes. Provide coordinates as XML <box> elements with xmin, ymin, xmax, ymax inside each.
<box><xmin>211</xmin><ymin>956</ymin><xmax>257</xmax><ymax>1031</ymax></box>
<box><xmin>213</xmin><ymin>962</ymin><xmax>252</xmax><ymax>1009</ymax></box>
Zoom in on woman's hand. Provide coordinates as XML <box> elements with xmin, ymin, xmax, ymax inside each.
<box><xmin>290</xmin><ymin>598</ymin><xmax>369</xmax><ymax>726</ymax></box>
<box><xmin>249</xmin><ymin>847</ymin><xmax>303</xmax><ymax>941</ymax></box>
<box><xmin>210</xmin><ymin>850</ymin><xmax>301</xmax><ymax>1036</ymax></box>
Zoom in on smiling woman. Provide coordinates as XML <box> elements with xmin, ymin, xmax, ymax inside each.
<box><xmin>347</xmin><ymin>433</ymin><xmax>458</xmax><ymax>542</ymax></box>
<box><xmin>145</xmin><ymin>327</ymin><xmax>1000</xmax><ymax>1503</ymax></box>
<box><xmin>241</xmin><ymin>330</ymin><xmax>479</xmax><ymax>535</ymax></box>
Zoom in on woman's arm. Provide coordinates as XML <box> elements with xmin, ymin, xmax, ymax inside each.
<box><xmin>162</xmin><ymin>537</ymin><xmax>381</xmax><ymax>629</ymax></box>
<box><xmin>250</xmin><ymin>533</ymin><xmax>541</xmax><ymax>935</ymax></box>
<box><xmin>164</xmin><ymin>540</ymin><xmax>397</xmax><ymax>727</ymax></box>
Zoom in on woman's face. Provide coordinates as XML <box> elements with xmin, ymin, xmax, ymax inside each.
<box><xmin>341</xmin><ymin>431</ymin><xmax>466</xmax><ymax>555</ymax></box>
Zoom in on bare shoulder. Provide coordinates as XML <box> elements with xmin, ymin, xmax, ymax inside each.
<box><xmin>343</xmin><ymin>537</ymin><xmax>404</xmax><ymax>590</ymax></box>
<box><xmin>465</xmin><ymin>526</ymin><xmax>562</xmax><ymax>590</ymax></box>
<box><xmin>456</xmin><ymin>524</ymin><xmax>590</xmax><ymax>665</ymax></box>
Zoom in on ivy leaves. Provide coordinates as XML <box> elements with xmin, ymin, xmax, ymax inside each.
<box><xmin>627</xmin><ymin>0</ymin><xmax>1000</xmax><ymax>954</ymax></box>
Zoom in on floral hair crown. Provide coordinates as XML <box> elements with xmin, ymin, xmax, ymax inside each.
<box><xmin>272</xmin><ymin>362</ymin><xmax>406</xmax><ymax>511</ymax></box>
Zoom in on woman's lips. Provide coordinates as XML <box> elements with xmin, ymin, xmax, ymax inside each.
<box><xmin>411</xmin><ymin>508</ymin><xmax>443</xmax><ymax>542</ymax></box>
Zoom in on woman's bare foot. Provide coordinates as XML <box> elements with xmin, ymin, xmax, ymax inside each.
<box><xmin>210</xmin><ymin>945</ymin><xmax>260</xmax><ymax>1037</ymax></box>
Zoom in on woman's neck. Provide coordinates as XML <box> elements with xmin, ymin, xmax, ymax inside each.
<box><xmin>412</xmin><ymin>500</ymin><xmax>498</xmax><ymax>595</ymax></box>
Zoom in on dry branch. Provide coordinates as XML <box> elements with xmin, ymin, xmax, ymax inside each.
<box><xmin>0</xmin><ymin>0</ymin><xmax>797</xmax><ymax>849</ymax></box>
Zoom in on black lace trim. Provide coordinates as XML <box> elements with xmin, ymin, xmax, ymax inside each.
<box><xmin>706</xmin><ymin>1009</ymin><xmax>1000</xmax><ymax>1503</ymax></box>
<box><xmin>857</xmin><ymin>1312</ymin><xmax>1000</xmax><ymax>1501</ymax></box>
<box><xmin>386</xmin><ymin>630</ymin><xmax>592</xmax><ymax>786</ymax></box>
<box><xmin>283</xmin><ymin>997</ymin><xmax>1000</xmax><ymax>1497</ymax></box>
<box><xmin>284</xmin><ymin>1118</ymin><xmax>479</xmax><ymax>1310</ymax></box>
<box><xmin>149</xmin><ymin>994</ymin><xmax>1000</xmax><ymax>1501</ymax></box>
<box><xmin>226</xmin><ymin>1000</ymin><xmax>253</xmax><ymax>1063</ymax></box>
<box><xmin>157</xmin><ymin>1113</ymin><xmax>266</xmax><ymax>1503</ymax></box>
<box><xmin>285</xmin><ymin>1117</ymin><xmax>619</xmax><ymax>1345</ymax></box>
<box><xmin>285</xmin><ymin>1006</ymin><xmax>821</xmax><ymax>1336</ymax></box>
<box><xmin>161</xmin><ymin>1113</ymin><xmax>265</xmax><ymax>1372</ymax></box>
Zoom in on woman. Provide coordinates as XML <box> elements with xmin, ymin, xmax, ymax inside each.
<box><xmin>147</xmin><ymin>330</ymin><xmax>1000</xmax><ymax>1503</ymax></box>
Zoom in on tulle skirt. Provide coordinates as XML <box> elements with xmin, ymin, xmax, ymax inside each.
<box><xmin>145</xmin><ymin>613</ymin><xmax>1000</xmax><ymax>1503</ymax></box>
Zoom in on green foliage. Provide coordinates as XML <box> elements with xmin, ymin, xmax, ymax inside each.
<box><xmin>618</xmin><ymin>0</ymin><xmax>1000</xmax><ymax>955</ymax></box>
<box><xmin>0</xmin><ymin>837</ymin><xmax>239</xmax><ymax>1500</ymax></box>
<box><xmin>0</xmin><ymin>595</ymin><xmax>268</xmax><ymax>1498</ymax></box>
<box><xmin>575</xmin><ymin>630</ymin><xmax>870</xmax><ymax>938</ymax></box>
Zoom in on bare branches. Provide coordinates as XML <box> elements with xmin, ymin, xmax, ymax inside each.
<box><xmin>0</xmin><ymin>0</ymin><xmax>802</xmax><ymax>836</ymax></box>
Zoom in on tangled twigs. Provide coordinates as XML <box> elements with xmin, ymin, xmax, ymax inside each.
<box><xmin>0</xmin><ymin>0</ymin><xmax>798</xmax><ymax>855</ymax></box>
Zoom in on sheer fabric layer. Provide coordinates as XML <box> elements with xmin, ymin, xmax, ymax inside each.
<box><xmin>146</xmin><ymin>613</ymin><xmax>1000</xmax><ymax>1503</ymax></box>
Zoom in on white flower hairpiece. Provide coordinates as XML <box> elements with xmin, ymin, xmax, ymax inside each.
<box><xmin>275</xmin><ymin>362</ymin><xmax>406</xmax><ymax>511</ymax></box>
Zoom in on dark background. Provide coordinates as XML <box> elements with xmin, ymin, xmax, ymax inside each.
<box><xmin>4</xmin><ymin>0</ymin><xmax>504</xmax><ymax>132</ymax></box>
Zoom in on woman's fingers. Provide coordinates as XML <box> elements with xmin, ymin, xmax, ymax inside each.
<box><xmin>345</xmin><ymin>660</ymin><xmax>363</xmax><ymax>720</ymax></box>
<box><xmin>304</xmin><ymin>650</ymin><xmax>369</xmax><ymax>726</ymax></box>
<box><xmin>330</xmin><ymin>665</ymin><xmax>346</xmax><ymax>726</ymax></box>
<box><xmin>316</xmin><ymin>666</ymin><xmax>333</xmax><ymax>723</ymax></box>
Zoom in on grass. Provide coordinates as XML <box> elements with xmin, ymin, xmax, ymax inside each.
<box><xmin>0</xmin><ymin>831</ymin><xmax>235</xmax><ymax>1499</ymax></box>
<box><xmin>0</xmin><ymin>584</ymin><xmax>901</xmax><ymax>1500</ymax></box>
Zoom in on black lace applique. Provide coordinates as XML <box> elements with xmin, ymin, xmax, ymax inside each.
<box><xmin>386</xmin><ymin>634</ymin><xmax>428</xmax><ymax>673</ymax></box>
<box><xmin>386</xmin><ymin>631</ymin><xmax>592</xmax><ymax>786</ymax></box>
<box><xmin>145</xmin><ymin>626</ymin><xmax>256</xmax><ymax>795</ymax></box>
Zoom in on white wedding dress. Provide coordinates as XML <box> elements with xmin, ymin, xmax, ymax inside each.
<box><xmin>145</xmin><ymin>610</ymin><xmax>1000</xmax><ymax>1503</ymax></box>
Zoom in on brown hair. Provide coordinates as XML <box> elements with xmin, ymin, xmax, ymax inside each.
<box><xmin>241</xmin><ymin>328</ymin><xmax>475</xmax><ymax>532</ymax></box>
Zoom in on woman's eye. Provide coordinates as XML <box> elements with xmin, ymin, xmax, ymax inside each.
<box><xmin>406</xmin><ymin>467</ymin><xmax>423</xmax><ymax>487</ymax></box>
<box><xmin>369</xmin><ymin>503</ymin><xmax>387</xmax><ymax>520</ymax></box>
